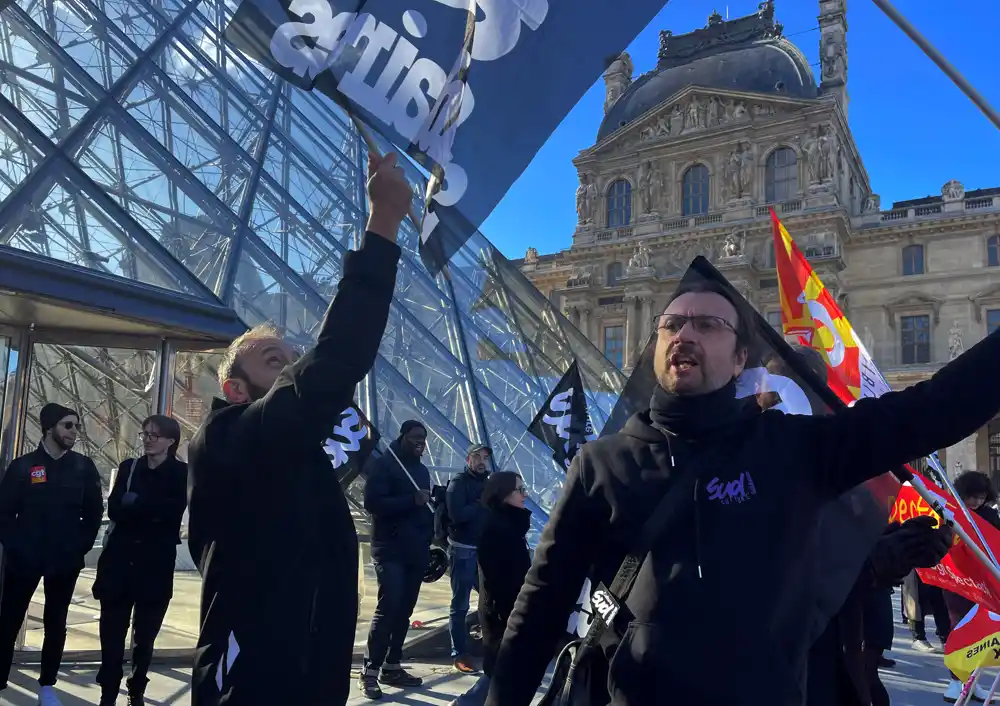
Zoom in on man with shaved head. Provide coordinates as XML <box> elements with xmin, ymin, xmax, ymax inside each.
<box><xmin>187</xmin><ymin>152</ymin><xmax>412</xmax><ymax>706</ymax></box>
<box><xmin>488</xmin><ymin>280</ymin><xmax>1000</xmax><ymax>706</ymax></box>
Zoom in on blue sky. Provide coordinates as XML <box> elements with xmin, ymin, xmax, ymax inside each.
<box><xmin>479</xmin><ymin>0</ymin><xmax>1000</xmax><ymax>261</ymax></box>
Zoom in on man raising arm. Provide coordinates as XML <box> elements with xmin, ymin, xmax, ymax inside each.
<box><xmin>187</xmin><ymin>152</ymin><xmax>412</xmax><ymax>706</ymax></box>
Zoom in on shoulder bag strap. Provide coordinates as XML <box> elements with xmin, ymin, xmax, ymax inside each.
<box><xmin>580</xmin><ymin>437</ymin><xmax>696</xmax><ymax>650</ymax></box>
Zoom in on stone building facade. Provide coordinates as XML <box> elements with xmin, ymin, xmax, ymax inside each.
<box><xmin>516</xmin><ymin>1</ymin><xmax>1000</xmax><ymax>479</ymax></box>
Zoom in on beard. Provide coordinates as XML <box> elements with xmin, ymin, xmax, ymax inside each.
<box><xmin>52</xmin><ymin>434</ymin><xmax>75</xmax><ymax>451</ymax></box>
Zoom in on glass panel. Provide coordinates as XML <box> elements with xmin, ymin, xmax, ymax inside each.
<box><xmin>20</xmin><ymin>0</ymin><xmax>138</xmax><ymax>90</ymax></box>
<box><xmin>0</xmin><ymin>111</ymin><xmax>44</xmax><ymax>205</ymax></box>
<box><xmin>21</xmin><ymin>343</ymin><xmax>155</xmax><ymax>653</ymax></box>
<box><xmin>0</xmin><ymin>170</ymin><xmax>202</xmax><ymax>293</ymax></box>
<box><xmin>0</xmin><ymin>337</ymin><xmax>12</xmax><ymax>456</ymax></box>
<box><xmin>75</xmin><ymin>117</ymin><xmax>237</xmax><ymax>293</ymax></box>
<box><xmin>0</xmin><ymin>11</ymin><xmax>101</xmax><ymax>141</ymax></box>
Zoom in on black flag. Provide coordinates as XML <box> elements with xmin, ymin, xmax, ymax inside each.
<box><xmin>223</xmin><ymin>0</ymin><xmax>669</xmax><ymax>275</ymax></box>
<box><xmin>601</xmin><ymin>256</ymin><xmax>899</xmax><ymax>645</ymax></box>
<box><xmin>324</xmin><ymin>404</ymin><xmax>380</xmax><ymax>486</ymax></box>
<box><xmin>527</xmin><ymin>361</ymin><xmax>595</xmax><ymax>471</ymax></box>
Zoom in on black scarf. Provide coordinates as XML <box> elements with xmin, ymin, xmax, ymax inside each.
<box><xmin>649</xmin><ymin>378</ymin><xmax>744</xmax><ymax>439</ymax></box>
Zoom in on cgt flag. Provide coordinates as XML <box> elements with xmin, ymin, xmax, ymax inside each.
<box><xmin>600</xmin><ymin>256</ymin><xmax>899</xmax><ymax>643</ymax></box>
<box><xmin>528</xmin><ymin>361</ymin><xmax>596</xmax><ymax>471</ymax></box>
<box><xmin>324</xmin><ymin>404</ymin><xmax>380</xmax><ymax>486</ymax></box>
<box><xmin>223</xmin><ymin>0</ymin><xmax>668</xmax><ymax>275</ymax></box>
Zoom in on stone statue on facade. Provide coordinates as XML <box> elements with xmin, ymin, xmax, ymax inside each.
<box><xmin>942</xmin><ymin>179</ymin><xmax>965</xmax><ymax>202</ymax></box>
<box><xmin>670</xmin><ymin>103</ymin><xmax>684</xmax><ymax>134</ymax></box>
<box><xmin>802</xmin><ymin>126</ymin><xmax>833</xmax><ymax>184</ymax></box>
<box><xmin>576</xmin><ymin>174</ymin><xmax>596</xmax><ymax>224</ymax></box>
<box><xmin>949</xmin><ymin>321</ymin><xmax>964</xmax><ymax>360</ymax></box>
<box><xmin>822</xmin><ymin>33</ymin><xmax>846</xmax><ymax>82</ymax></box>
<box><xmin>627</xmin><ymin>241</ymin><xmax>652</xmax><ymax>273</ymax></box>
<box><xmin>638</xmin><ymin>161</ymin><xmax>655</xmax><ymax>213</ymax></box>
<box><xmin>524</xmin><ymin>247</ymin><xmax>538</xmax><ymax>264</ymax></box>
<box><xmin>862</xmin><ymin>326</ymin><xmax>875</xmax><ymax>355</ymax></box>
<box><xmin>685</xmin><ymin>96</ymin><xmax>703</xmax><ymax>131</ymax></box>
<box><xmin>720</xmin><ymin>229</ymin><xmax>746</xmax><ymax>259</ymax></box>
<box><xmin>725</xmin><ymin>142</ymin><xmax>754</xmax><ymax>201</ymax></box>
<box><xmin>863</xmin><ymin>193</ymin><xmax>881</xmax><ymax>214</ymax></box>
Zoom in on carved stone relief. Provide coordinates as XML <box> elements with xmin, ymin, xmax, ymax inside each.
<box><xmin>636</xmin><ymin>95</ymin><xmax>769</xmax><ymax>145</ymax></box>
<box><xmin>948</xmin><ymin>321</ymin><xmax>964</xmax><ymax>360</ymax></box>
<box><xmin>719</xmin><ymin>229</ymin><xmax>747</xmax><ymax>259</ymax></box>
<box><xmin>576</xmin><ymin>174</ymin><xmax>599</xmax><ymax>224</ymax></box>
<box><xmin>801</xmin><ymin>125</ymin><xmax>836</xmax><ymax>185</ymax></box>
<box><xmin>941</xmin><ymin>179</ymin><xmax>965</xmax><ymax>202</ymax></box>
<box><xmin>524</xmin><ymin>247</ymin><xmax>538</xmax><ymax>264</ymax></box>
<box><xmin>863</xmin><ymin>193</ymin><xmax>881</xmax><ymax>214</ymax></box>
<box><xmin>723</xmin><ymin>142</ymin><xmax>755</xmax><ymax>202</ymax></box>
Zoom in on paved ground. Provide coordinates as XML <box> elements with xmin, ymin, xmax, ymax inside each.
<box><xmin>2</xmin><ymin>591</ymin><xmax>993</xmax><ymax>705</ymax></box>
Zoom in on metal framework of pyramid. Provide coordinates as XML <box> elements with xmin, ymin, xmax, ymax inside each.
<box><xmin>0</xmin><ymin>0</ymin><xmax>626</xmax><ymax>522</ymax></box>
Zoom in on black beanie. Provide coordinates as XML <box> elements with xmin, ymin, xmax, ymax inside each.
<box><xmin>399</xmin><ymin>420</ymin><xmax>425</xmax><ymax>438</ymax></box>
<box><xmin>40</xmin><ymin>403</ymin><xmax>79</xmax><ymax>435</ymax></box>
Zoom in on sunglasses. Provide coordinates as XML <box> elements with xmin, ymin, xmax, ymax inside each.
<box><xmin>60</xmin><ymin>421</ymin><xmax>81</xmax><ymax>430</ymax></box>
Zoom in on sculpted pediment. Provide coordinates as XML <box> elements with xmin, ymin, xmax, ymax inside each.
<box><xmin>586</xmin><ymin>87</ymin><xmax>812</xmax><ymax>157</ymax></box>
<box><xmin>883</xmin><ymin>291</ymin><xmax>942</xmax><ymax>327</ymax></box>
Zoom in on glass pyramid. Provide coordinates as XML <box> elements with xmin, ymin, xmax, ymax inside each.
<box><xmin>1</xmin><ymin>0</ymin><xmax>627</xmax><ymax>524</ymax></box>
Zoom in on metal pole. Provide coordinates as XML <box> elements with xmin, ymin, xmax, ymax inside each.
<box><xmin>871</xmin><ymin>0</ymin><xmax>1000</xmax><ymax>131</ymax></box>
<box><xmin>385</xmin><ymin>445</ymin><xmax>435</xmax><ymax>514</ymax></box>
<box><xmin>927</xmin><ymin>454</ymin><xmax>1000</xmax><ymax>568</ymax></box>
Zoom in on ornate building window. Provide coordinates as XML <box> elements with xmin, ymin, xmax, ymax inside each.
<box><xmin>766</xmin><ymin>310</ymin><xmax>783</xmax><ymax>331</ymax></box>
<box><xmin>603</xmin><ymin>325</ymin><xmax>625</xmax><ymax>368</ymax></box>
<box><xmin>988</xmin><ymin>309</ymin><xmax>1000</xmax><ymax>334</ymax></box>
<box><xmin>765</xmin><ymin>147</ymin><xmax>798</xmax><ymax>203</ymax></box>
<box><xmin>901</xmin><ymin>244</ymin><xmax>924</xmax><ymax>276</ymax></box>
<box><xmin>682</xmin><ymin>164</ymin><xmax>710</xmax><ymax>216</ymax></box>
<box><xmin>606</xmin><ymin>179</ymin><xmax>632</xmax><ymax>227</ymax></box>
<box><xmin>606</xmin><ymin>262</ymin><xmax>623</xmax><ymax>286</ymax></box>
<box><xmin>988</xmin><ymin>235</ymin><xmax>1000</xmax><ymax>267</ymax></box>
<box><xmin>900</xmin><ymin>314</ymin><xmax>931</xmax><ymax>364</ymax></box>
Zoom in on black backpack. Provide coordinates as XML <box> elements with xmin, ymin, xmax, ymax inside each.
<box><xmin>432</xmin><ymin>481</ymin><xmax>451</xmax><ymax>549</ymax></box>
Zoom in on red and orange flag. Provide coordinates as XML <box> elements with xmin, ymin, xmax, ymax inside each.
<box><xmin>770</xmin><ymin>208</ymin><xmax>889</xmax><ymax>405</ymax></box>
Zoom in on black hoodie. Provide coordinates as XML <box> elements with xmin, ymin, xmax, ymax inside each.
<box><xmin>486</xmin><ymin>326</ymin><xmax>1000</xmax><ymax>706</ymax></box>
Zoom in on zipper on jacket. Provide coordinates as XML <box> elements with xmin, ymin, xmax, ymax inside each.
<box><xmin>693</xmin><ymin>478</ymin><xmax>703</xmax><ymax>580</ymax></box>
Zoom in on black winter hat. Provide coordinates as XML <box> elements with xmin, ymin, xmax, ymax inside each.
<box><xmin>39</xmin><ymin>403</ymin><xmax>79</xmax><ymax>435</ymax></box>
<box><xmin>399</xmin><ymin>420</ymin><xmax>426</xmax><ymax>438</ymax></box>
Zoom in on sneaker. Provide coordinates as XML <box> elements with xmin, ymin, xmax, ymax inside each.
<box><xmin>912</xmin><ymin>638</ymin><xmax>940</xmax><ymax>653</ymax></box>
<box><xmin>944</xmin><ymin>680</ymin><xmax>989</xmax><ymax>703</ymax></box>
<box><xmin>37</xmin><ymin>686</ymin><xmax>63</xmax><ymax>706</ymax></box>
<box><xmin>379</xmin><ymin>666</ymin><xmax>423</xmax><ymax>688</ymax></box>
<box><xmin>359</xmin><ymin>671</ymin><xmax>383</xmax><ymax>700</ymax></box>
<box><xmin>453</xmin><ymin>656</ymin><xmax>477</xmax><ymax>674</ymax></box>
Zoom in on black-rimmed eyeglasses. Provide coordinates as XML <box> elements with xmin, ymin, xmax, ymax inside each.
<box><xmin>653</xmin><ymin>314</ymin><xmax>737</xmax><ymax>336</ymax></box>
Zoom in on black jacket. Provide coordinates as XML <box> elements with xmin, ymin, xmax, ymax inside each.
<box><xmin>447</xmin><ymin>469</ymin><xmax>489</xmax><ymax>546</ymax></box>
<box><xmin>187</xmin><ymin>233</ymin><xmax>399</xmax><ymax>706</ymax></box>
<box><xmin>478</xmin><ymin>504</ymin><xmax>532</xmax><ymax>676</ymax></box>
<box><xmin>487</xmin><ymin>327</ymin><xmax>1000</xmax><ymax>706</ymax></box>
<box><xmin>363</xmin><ymin>442</ymin><xmax>433</xmax><ymax>565</ymax></box>
<box><xmin>0</xmin><ymin>444</ymin><xmax>102</xmax><ymax>575</ymax></box>
<box><xmin>92</xmin><ymin>455</ymin><xmax>188</xmax><ymax>604</ymax></box>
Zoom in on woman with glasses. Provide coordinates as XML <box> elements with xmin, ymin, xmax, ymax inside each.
<box><xmin>450</xmin><ymin>472</ymin><xmax>532</xmax><ymax>706</ymax></box>
<box><xmin>93</xmin><ymin>414</ymin><xmax>187</xmax><ymax>706</ymax></box>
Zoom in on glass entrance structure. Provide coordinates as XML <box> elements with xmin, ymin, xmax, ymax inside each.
<box><xmin>0</xmin><ymin>0</ymin><xmax>626</xmax><ymax>663</ymax></box>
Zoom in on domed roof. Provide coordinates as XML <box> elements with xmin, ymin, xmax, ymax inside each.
<box><xmin>596</xmin><ymin>4</ymin><xmax>817</xmax><ymax>143</ymax></box>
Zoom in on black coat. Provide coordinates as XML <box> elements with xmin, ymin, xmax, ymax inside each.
<box><xmin>363</xmin><ymin>442</ymin><xmax>433</xmax><ymax>566</ymax></box>
<box><xmin>446</xmin><ymin>469</ymin><xmax>489</xmax><ymax>546</ymax></box>
<box><xmin>487</xmin><ymin>325</ymin><xmax>1000</xmax><ymax>706</ymax></box>
<box><xmin>0</xmin><ymin>444</ymin><xmax>102</xmax><ymax>575</ymax></box>
<box><xmin>477</xmin><ymin>504</ymin><xmax>532</xmax><ymax>676</ymax></box>
<box><xmin>186</xmin><ymin>233</ymin><xmax>399</xmax><ymax>706</ymax></box>
<box><xmin>92</xmin><ymin>455</ymin><xmax>187</xmax><ymax>604</ymax></box>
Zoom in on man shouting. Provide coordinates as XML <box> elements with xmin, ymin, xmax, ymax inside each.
<box><xmin>187</xmin><ymin>151</ymin><xmax>412</xmax><ymax>706</ymax></box>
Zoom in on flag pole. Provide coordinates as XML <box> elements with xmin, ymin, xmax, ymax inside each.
<box><xmin>870</xmin><ymin>0</ymin><xmax>1000</xmax><ymax>131</ymax></box>
<box><xmin>906</xmin><ymin>471</ymin><xmax>1000</xmax><ymax>583</ymax></box>
<box><xmin>926</xmin><ymin>453</ymin><xmax>1000</xmax><ymax>568</ymax></box>
<box><xmin>385</xmin><ymin>444</ymin><xmax>435</xmax><ymax>513</ymax></box>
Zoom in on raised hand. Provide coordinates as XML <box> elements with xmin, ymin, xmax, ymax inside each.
<box><xmin>366</xmin><ymin>152</ymin><xmax>413</xmax><ymax>242</ymax></box>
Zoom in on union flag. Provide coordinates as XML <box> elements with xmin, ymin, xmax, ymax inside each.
<box><xmin>771</xmin><ymin>208</ymin><xmax>890</xmax><ymax>405</ymax></box>
<box><xmin>945</xmin><ymin>603</ymin><xmax>1000</xmax><ymax>682</ymax></box>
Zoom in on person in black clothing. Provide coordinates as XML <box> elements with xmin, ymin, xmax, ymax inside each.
<box><xmin>451</xmin><ymin>471</ymin><xmax>532</xmax><ymax>706</ymax></box>
<box><xmin>359</xmin><ymin>420</ymin><xmax>433</xmax><ymax>700</ymax></box>
<box><xmin>0</xmin><ymin>403</ymin><xmax>103</xmax><ymax>706</ymax></box>
<box><xmin>806</xmin><ymin>517</ymin><xmax>953</xmax><ymax>706</ymax></box>
<box><xmin>486</xmin><ymin>280</ymin><xmax>1000</xmax><ymax>706</ymax></box>
<box><xmin>94</xmin><ymin>414</ymin><xmax>188</xmax><ymax>706</ymax></box>
<box><xmin>186</xmin><ymin>151</ymin><xmax>410</xmax><ymax>706</ymax></box>
<box><xmin>446</xmin><ymin>443</ymin><xmax>492</xmax><ymax>673</ymax></box>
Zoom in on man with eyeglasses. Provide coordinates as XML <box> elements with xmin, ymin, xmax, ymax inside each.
<box><xmin>488</xmin><ymin>280</ymin><xmax>1000</xmax><ymax>706</ymax></box>
<box><xmin>0</xmin><ymin>403</ymin><xmax>103</xmax><ymax>706</ymax></box>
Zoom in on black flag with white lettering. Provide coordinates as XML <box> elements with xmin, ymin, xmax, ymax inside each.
<box><xmin>223</xmin><ymin>0</ymin><xmax>669</xmax><ymax>275</ymax></box>
<box><xmin>527</xmin><ymin>361</ymin><xmax>595</xmax><ymax>471</ymax></box>
<box><xmin>324</xmin><ymin>404</ymin><xmax>380</xmax><ymax>486</ymax></box>
<box><xmin>601</xmin><ymin>256</ymin><xmax>900</xmax><ymax>646</ymax></box>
